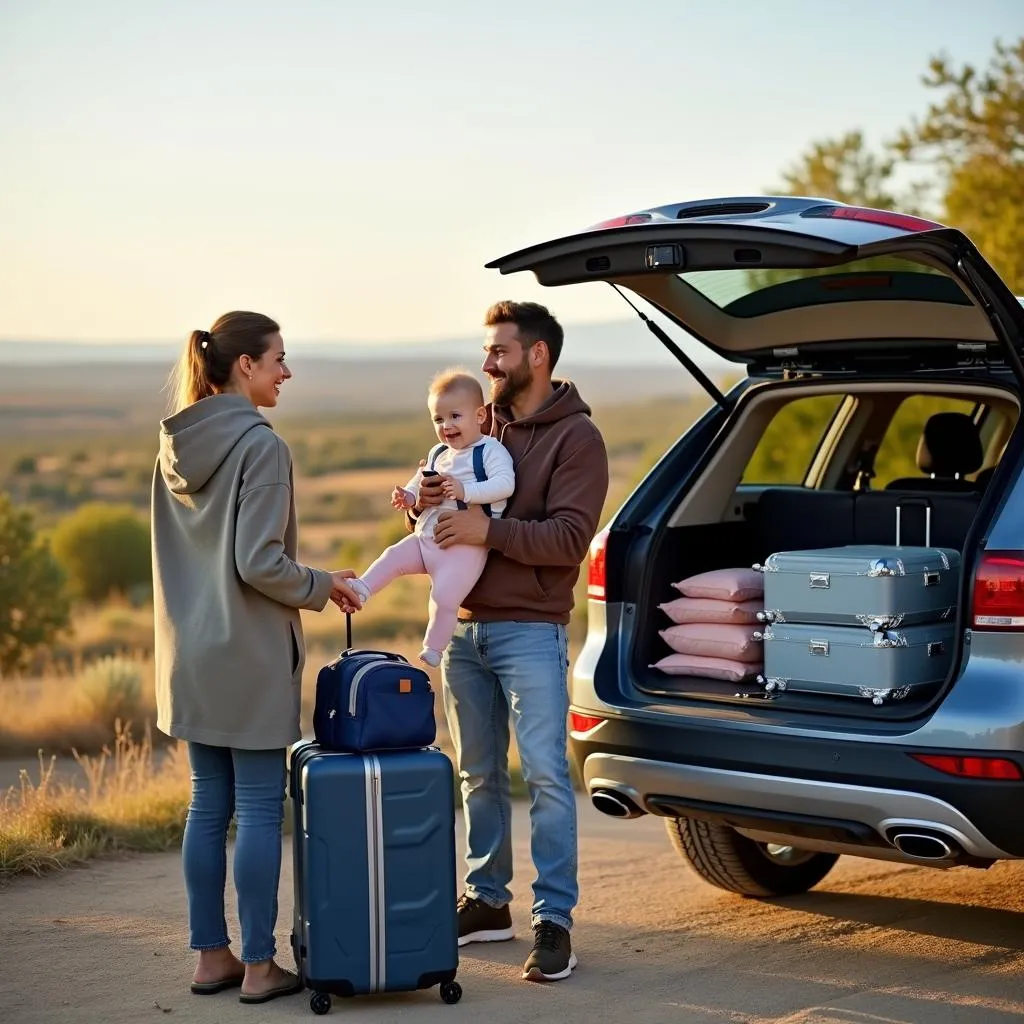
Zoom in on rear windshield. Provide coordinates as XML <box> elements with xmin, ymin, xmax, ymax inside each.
<box><xmin>678</xmin><ymin>256</ymin><xmax>973</xmax><ymax>318</ymax></box>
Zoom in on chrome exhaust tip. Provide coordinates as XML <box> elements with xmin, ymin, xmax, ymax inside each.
<box><xmin>889</xmin><ymin>831</ymin><xmax>954</xmax><ymax>861</ymax></box>
<box><xmin>590</xmin><ymin>789</ymin><xmax>645</xmax><ymax>820</ymax></box>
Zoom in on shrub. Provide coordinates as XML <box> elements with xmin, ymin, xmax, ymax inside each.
<box><xmin>0</xmin><ymin>493</ymin><xmax>71</xmax><ymax>676</ymax></box>
<box><xmin>50</xmin><ymin>503</ymin><xmax>151</xmax><ymax>601</ymax></box>
<box><xmin>333</xmin><ymin>537</ymin><xmax>366</xmax><ymax>569</ymax></box>
<box><xmin>78</xmin><ymin>656</ymin><xmax>144</xmax><ymax>726</ymax></box>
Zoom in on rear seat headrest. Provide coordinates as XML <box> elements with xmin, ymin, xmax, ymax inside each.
<box><xmin>917</xmin><ymin>412</ymin><xmax>983</xmax><ymax>478</ymax></box>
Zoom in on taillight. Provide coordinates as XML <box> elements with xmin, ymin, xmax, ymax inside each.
<box><xmin>587</xmin><ymin>529</ymin><xmax>609</xmax><ymax>601</ymax></box>
<box><xmin>569</xmin><ymin>712</ymin><xmax>604</xmax><ymax>733</ymax></box>
<box><xmin>972</xmin><ymin>551</ymin><xmax>1024</xmax><ymax>629</ymax></box>
<box><xmin>910</xmin><ymin>753</ymin><xmax>1023</xmax><ymax>780</ymax></box>
<box><xmin>588</xmin><ymin>213</ymin><xmax>653</xmax><ymax>230</ymax></box>
<box><xmin>802</xmin><ymin>204</ymin><xmax>944</xmax><ymax>233</ymax></box>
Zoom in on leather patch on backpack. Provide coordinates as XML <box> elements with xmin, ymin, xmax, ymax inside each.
<box><xmin>399</xmin><ymin>678</ymin><xmax>412</xmax><ymax>693</ymax></box>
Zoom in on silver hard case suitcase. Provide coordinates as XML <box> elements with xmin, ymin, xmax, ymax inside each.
<box><xmin>754</xmin><ymin>621</ymin><xmax>955</xmax><ymax>704</ymax></box>
<box><xmin>755</xmin><ymin>502</ymin><xmax>961</xmax><ymax>631</ymax></box>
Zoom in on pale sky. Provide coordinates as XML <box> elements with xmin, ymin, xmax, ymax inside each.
<box><xmin>1</xmin><ymin>0</ymin><xmax>1018</xmax><ymax>345</ymax></box>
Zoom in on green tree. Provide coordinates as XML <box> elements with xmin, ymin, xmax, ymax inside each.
<box><xmin>0</xmin><ymin>493</ymin><xmax>71</xmax><ymax>675</ymax></box>
<box><xmin>774</xmin><ymin>130</ymin><xmax>905</xmax><ymax>209</ymax></box>
<box><xmin>894</xmin><ymin>38</ymin><xmax>1024</xmax><ymax>291</ymax></box>
<box><xmin>50</xmin><ymin>503</ymin><xmax>152</xmax><ymax>602</ymax></box>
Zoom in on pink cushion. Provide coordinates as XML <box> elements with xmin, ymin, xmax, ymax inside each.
<box><xmin>651</xmin><ymin>653</ymin><xmax>762</xmax><ymax>683</ymax></box>
<box><xmin>660</xmin><ymin>623</ymin><xmax>763</xmax><ymax>663</ymax></box>
<box><xmin>659</xmin><ymin>596</ymin><xmax>762</xmax><ymax>625</ymax></box>
<box><xmin>672</xmin><ymin>567</ymin><xmax>763</xmax><ymax>602</ymax></box>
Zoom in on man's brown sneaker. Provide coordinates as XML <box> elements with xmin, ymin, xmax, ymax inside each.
<box><xmin>522</xmin><ymin>921</ymin><xmax>577</xmax><ymax>982</ymax></box>
<box><xmin>456</xmin><ymin>893</ymin><xmax>515</xmax><ymax>947</ymax></box>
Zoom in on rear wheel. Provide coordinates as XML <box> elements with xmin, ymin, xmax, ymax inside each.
<box><xmin>665</xmin><ymin>817</ymin><xmax>838</xmax><ymax>897</ymax></box>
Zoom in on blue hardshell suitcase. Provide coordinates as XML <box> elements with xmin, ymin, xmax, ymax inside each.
<box><xmin>289</xmin><ymin>741</ymin><xmax>462</xmax><ymax>1015</ymax></box>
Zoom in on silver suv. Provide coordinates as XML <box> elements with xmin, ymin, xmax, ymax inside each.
<box><xmin>486</xmin><ymin>196</ymin><xmax>1024</xmax><ymax>897</ymax></box>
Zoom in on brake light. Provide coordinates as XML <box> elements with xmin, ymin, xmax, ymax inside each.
<box><xmin>569</xmin><ymin>712</ymin><xmax>604</xmax><ymax>733</ymax></box>
<box><xmin>910</xmin><ymin>753</ymin><xmax>1023</xmax><ymax>780</ymax></box>
<box><xmin>802</xmin><ymin>205</ymin><xmax>943</xmax><ymax>233</ymax></box>
<box><xmin>588</xmin><ymin>213</ymin><xmax>653</xmax><ymax>230</ymax></box>
<box><xmin>587</xmin><ymin>529</ymin><xmax>609</xmax><ymax>600</ymax></box>
<box><xmin>972</xmin><ymin>551</ymin><xmax>1024</xmax><ymax>629</ymax></box>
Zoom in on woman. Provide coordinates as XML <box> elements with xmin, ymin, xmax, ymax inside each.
<box><xmin>151</xmin><ymin>310</ymin><xmax>361</xmax><ymax>1004</ymax></box>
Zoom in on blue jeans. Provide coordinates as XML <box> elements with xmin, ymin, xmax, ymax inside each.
<box><xmin>182</xmin><ymin>742</ymin><xmax>287</xmax><ymax>963</ymax></box>
<box><xmin>441</xmin><ymin>620</ymin><xmax>576</xmax><ymax>931</ymax></box>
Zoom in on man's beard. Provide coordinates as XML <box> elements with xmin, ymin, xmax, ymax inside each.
<box><xmin>489</xmin><ymin>357</ymin><xmax>532</xmax><ymax>407</ymax></box>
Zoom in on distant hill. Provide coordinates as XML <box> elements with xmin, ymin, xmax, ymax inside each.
<box><xmin>0</xmin><ymin>319</ymin><xmax>738</xmax><ymax>427</ymax></box>
<box><xmin>0</xmin><ymin>318</ymin><xmax>733</xmax><ymax>372</ymax></box>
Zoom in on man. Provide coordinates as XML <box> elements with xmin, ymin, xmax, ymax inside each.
<box><xmin>407</xmin><ymin>300</ymin><xmax>609</xmax><ymax>982</ymax></box>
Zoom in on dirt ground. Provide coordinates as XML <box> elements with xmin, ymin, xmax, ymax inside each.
<box><xmin>3</xmin><ymin>798</ymin><xmax>1024</xmax><ymax>1023</ymax></box>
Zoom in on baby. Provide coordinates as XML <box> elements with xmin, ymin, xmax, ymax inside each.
<box><xmin>348</xmin><ymin>369</ymin><xmax>515</xmax><ymax>667</ymax></box>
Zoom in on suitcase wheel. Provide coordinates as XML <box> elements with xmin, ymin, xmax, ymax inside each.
<box><xmin>440</xmin><ymin>980</ymin><xmax>463</xmax><ymax>1005</ymax></box>
<box><xmin>310</xmin><ymin>991</ymin><xmax>331</xmax><ymax>1015</ymax></box>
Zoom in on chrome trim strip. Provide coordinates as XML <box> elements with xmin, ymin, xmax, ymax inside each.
<box><xmin>583</xmin><ymin>753</ymin><xmax>1013</xmax><ymax>859</ymax></box>
<box><xmin>371</xmin><ymin>754</ymin><xmax>386</xmax><ymax>993</ymax></box>
<box><xmin>362</xmin><ymin>757</ymin><xmax>378</xmax><ymax>991</ymax></box>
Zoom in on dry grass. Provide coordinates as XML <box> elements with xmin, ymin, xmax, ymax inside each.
<box><xmin>0</xmin><ymin>656</ymin><xmax>159</xmax><ymax>759</ymax></box>
<box><xmin>0</xmin><ymin>722</ymin><xmax>190</xmax><ymax>878</ymax></box>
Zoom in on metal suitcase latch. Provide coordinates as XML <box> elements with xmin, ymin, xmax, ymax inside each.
<box><xmin>923</xmin><ymin>571</ymin><xmax>941</xmax><ymax>587</ymax></box>
<box><xmin>809</xmin><ymin>639</ymin><xmax>830</xmax><ymax>656</ymax></box>
<box><xmin>809</xmin><ymin>573</ymin><xmax>830</xmax><ymax>589</ymax></box>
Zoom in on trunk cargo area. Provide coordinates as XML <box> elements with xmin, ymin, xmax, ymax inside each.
<box><xmin>635</xmin><ymin>486</ymin><xmax>982</xmax><ymax>716</ymax></box>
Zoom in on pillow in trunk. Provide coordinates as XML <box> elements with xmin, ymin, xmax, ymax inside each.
<box><xmin>651</xmin><ymin>652</ymin><xmax>762</xmax><ymax>682</ymax></box>
<box><xmin>672</xmin><ymin>567</ymin><xmax>763</xmax><ymax>602</ymax></box>
<box><xmin>659</xmin><ymin>596</ymin><xmax>763</xmax><ymax>625</ymax></box>
<box><xmin>660</xmin><ymin>623</ymin><xmax>763</xmax><ymax>663</ymax></box>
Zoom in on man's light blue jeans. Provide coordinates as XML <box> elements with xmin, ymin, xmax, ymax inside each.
<box><xmin>182</xmin><ymin>742</ymin><xmax>287</xmax><ymax>963</ymax></box>
<box><xmin>442</xmin><ymin>620</ymin><xmax>577</xmax><ymax>931</ymax></box>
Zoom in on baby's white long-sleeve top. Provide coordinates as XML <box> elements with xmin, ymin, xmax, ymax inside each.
<box><xmin>403</xmin><ymin>436</ymin><xmax>516</xmax><ymax>534</ymax></box>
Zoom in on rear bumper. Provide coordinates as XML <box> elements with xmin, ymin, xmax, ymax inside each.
<box><xmin>569</xmin><ymin>715</ymin><xmax>1024</xmax><ymax>858</ymax></box>
<box><xmin>583</xmin><ymin>752</ymin><xmax>1012</xmax><ymax>859</ymax></box>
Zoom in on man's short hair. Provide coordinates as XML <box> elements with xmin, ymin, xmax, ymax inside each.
<box><xmin>429</xmin><ymin>368</ymin><xmax>485</xmax><ymax>406</ymax></box>
<box><xmin>484</xmin><ymin>300</ymin><xmax>564</xmax><ymax>370</ymax></box>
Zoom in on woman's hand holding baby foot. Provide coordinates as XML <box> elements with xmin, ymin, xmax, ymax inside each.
<box><xmin>440</xmin><ymin>475</ymin><xmax>465</xmax><ymax>501</ymax></box>
<box><xmin>329</xmin><ymin>570</ymin><xmax>363</xmax><ymax>613</ymax></box>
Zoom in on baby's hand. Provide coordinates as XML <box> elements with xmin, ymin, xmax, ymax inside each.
<box><xmin>441</xmin><ymin>475</ymin><xmax>465</xmax><ymax>502</ymax></box>
<box><xmin>391</xmin><ymin>486</ymin><xmax>415</xmax><ymax>510</ymax></box>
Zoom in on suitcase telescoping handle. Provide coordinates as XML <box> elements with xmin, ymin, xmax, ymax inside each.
<box><xmin>895</xmin><ymin>497</ymin><xmax>932</xmax><ymax>547</ymax></box>
<box><xmin>339</xmin><ymin>612</ymin><xmax>410</xmax><ymax>663</ymax></box>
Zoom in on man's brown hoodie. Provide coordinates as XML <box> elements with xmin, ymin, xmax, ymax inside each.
<box><xmin>413</xmin><ymin>380</ymin><xmax>609</xmax><ymax>625</ymax></box>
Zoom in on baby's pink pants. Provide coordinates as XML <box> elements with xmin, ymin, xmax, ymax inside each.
<box><xmin>359</xmin><ymin>531</ymin><xmax>488</xmax><ymax>654</ymax></box>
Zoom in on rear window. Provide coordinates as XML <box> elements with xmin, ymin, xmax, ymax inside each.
<box><xmin>678</xmin><ymin>256</ymin><xmax>972</xmax><ymax>318</ymax></box>
<box><xmin>742</xmin><ymin>395</ymin><xmax>844</xmax><ymax>485</ymax></box>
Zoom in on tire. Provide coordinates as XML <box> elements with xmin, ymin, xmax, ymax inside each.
<box><xmin>665</xmin><ymin>817</ymin><xmax>838</xmax><ymax>897</ymax></box>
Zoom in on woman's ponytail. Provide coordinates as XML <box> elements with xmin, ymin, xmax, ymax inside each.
<box><xmin>166</xmin><ymin>312</ymin><xmax>280</xmax><ymax>414</ymax></box>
